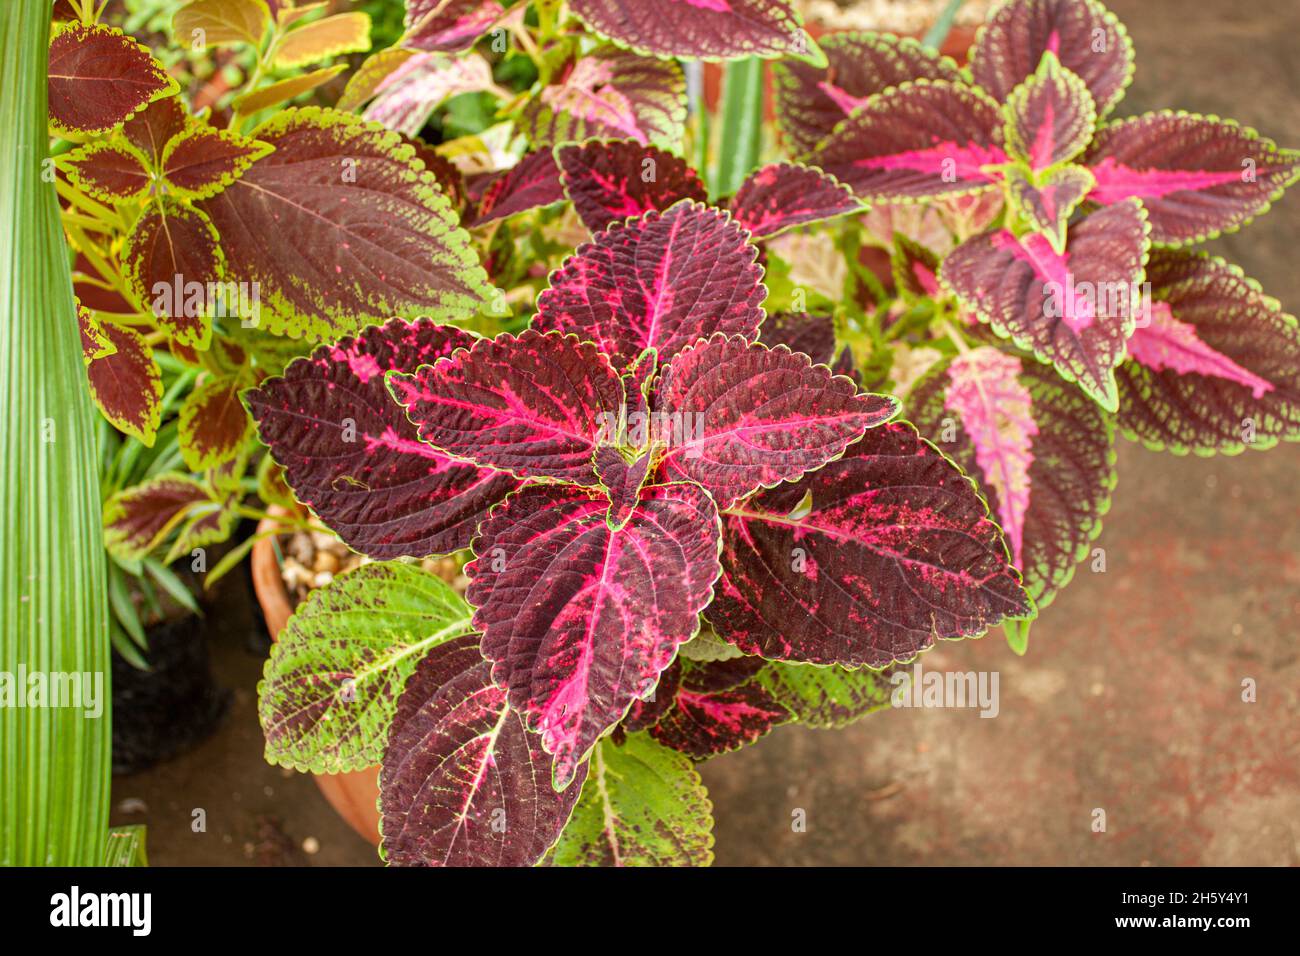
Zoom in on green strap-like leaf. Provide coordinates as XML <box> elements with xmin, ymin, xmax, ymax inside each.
<box><xmin>547</xmin><ymin>732</ymin><xmax>714</xmax><ymax>867</ymax></box>
<box><xmin>258</xmin><ymin>561</ymin><xmax>475</xmax><ymax>773</ymax></box>
<box><xmin>104</xmin><ymin>825</ymin><xmax>149</xmax><ymax>866</ymax></box>
<box><xmin>2</xmin><ymin>0</ymin><xmax>111</xmax><ymax>865</ymax></box>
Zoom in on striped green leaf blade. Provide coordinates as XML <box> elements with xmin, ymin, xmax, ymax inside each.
<box><xmin>1</xmin><ymin>0</ymin><xmax>111</xmax><ymax>866</ymax></box>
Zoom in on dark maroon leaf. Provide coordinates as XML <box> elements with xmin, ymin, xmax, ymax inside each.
<box><xmin>656</xmin><ymin>335</ymin><xmax>897</xmax><ymax>509</ymax></box>
<box><xmin>594</xmin><ymin>446</ymin><xmax>653</xmax><ymax>528</ymax></box>
<box><xmin>773</xmin><ymin>31</ymin><xmax>964</xmax><ymax>159</ymax></box>
<box><xmin>381</xmin><ymin>635</ymin><xmax>584</xmax><ymax>867</ymax></box>
<box><xmin>759</xmin><ymin>310</ymin><xmax>836</xmax><ymax>365</ymax></box>
<box><xmin>706</xmin><ymin>422</ymin><xmax>1033</xmax><ymax>668</ymax></box>
<box><xmin>245</xmin><ymin>318</ymin><xmax>519</xmax><ymax>558</ymax></box>
<box><xmin>389</xmin><ymin>329</ymin><xmax>625</xmax><ymax>485</ymax></box>
<box><xmin>649</xmin><ymin>658</ymin><xmax>790</xmax><ymax>760</ymax></box>
<box><xmin>969</xmin><ymin>0</ymin><xmax>1135</xmax><ymax>117</ymax></box>
<box><xmin>466</xmin><ymin>481</ymin><xmax>722</xmax><ymax>789</ymax></box>
<box><xmin>811</xmin><ymin>80</ymin><xmax>1007</xmax><ymax>202</ymax></box>
<box><xmin>728</xmin><ymin>163</ymin><xmax>860</xmax><ymax>238</ymax></box>
<box><xmin>48</xmin><ymin>22</ymin><xmax>176</xmax><ymax>135</ymax></box>
<box><xmin>556</xmin><ymin>140</ymin><xmax>707</xmax><ymax>234</ymax></box>
<box><xmin>534</xmin><ymin>201</ymin><xmax>766</xmax><ymax>371</ymax></box>
<box><xmin>468</xmin><ymin>149</ymin><xmax>566</xmax><ymax>227</ymax></box>
<box><xmin>622</xmin><ymin>659</ymin><xmax>681</xmax><ymax>734</ymax></box>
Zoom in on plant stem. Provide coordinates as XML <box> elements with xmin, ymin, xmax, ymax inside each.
<box><xmin>711</xmin><ymin>57</ymin><xmax>764</xmax><ymax>199</ymax></box>
<box><xmin>1</xmin><ymin>0</ymin><xmax>111</xmax><ymax>865</ymax></box>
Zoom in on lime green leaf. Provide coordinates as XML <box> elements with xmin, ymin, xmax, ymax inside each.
<box><xmin>172</xmin><ymin>0</ymin><xmax>271</xmax><ymax>49</ymax></box>
<box><xmin>273</xmin><ymin>12</ymin><xmax>371</xmax><ymax>70</ymax></box>
<box><xmin>233</xmin><ymin>64</ymin><xmax>347</xmax><ymax>115</ymax></box>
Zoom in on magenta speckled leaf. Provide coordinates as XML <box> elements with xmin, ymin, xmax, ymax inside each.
<box><xmin>522</xmin><ymin>47</ymin><xmax>686</xmax><ymax>149</ymax></box>
<box><xmin>907</xmin><ymin>356</ymin><xmax>1115</xmax><ymax>609</ymax></box>
<box><xmin>706</xmin><ymin>422</ymin><xmax>1032</xmax><ymax>668</ymax></box>
<box><xmin>403</xmin><ymin>0</ymin><xmax>505</xmax><ymax>53</ymax></box>
<box><xmin>389</xmin><ymin>329</ymin><xmax>624</xmax><ymax>485</ymax></box>
<box><xmin>1083</xmin><ymin>112</ymin><xmax>1300</xmax><ymax>246</ymax></box>
<box><xmin>942</xmin><ymin>348</ymin><xmax>1038</xmax><ymax>568</ymax></box>
<box><xmin>1003</xmin><ymin>51</ymin><xmax>1096</xmax><ymax>172</ymax></box>
<box><xmin>811</xmin><ymin>80</ymin><xmax>1007</xmax><ymax>202</ymax></box>
<box><xmin>468</xmin><ymin>149</ymin><xmax>566</xmax><ymax>227</ymax></box>
<box><xmin>594</xmin><ymin>446</ymin><xmax>653</xmax><ymax>528</ymax></box>
<box><xmin>47</xmin><ymin>22</ymin><xmax>176</xmax><ymax>135</ymax></box>
<box><xmin>759</xmin><ymin>310</ymin><xmax>836</xmax><ymax>365</ymax></box>
<box><xmin>728</xmin><ymin>163</ymin><xmax>860</xmax><ymax>238</ymax></box>
<box><xmin>244</xmin><ymin>318</ymin><xmax>518</xmax><ymax>558</ymax></box>
<box><xmin>466</xmin><ymin>482</ymin><xmax>722</xmax><ymax>789</ymax></box>
<box><xmin>969</xmin><ymin>0</ymin><xmax>1134</xmax><ymax>117</ymax></box>
<box><xmin>772</xmin><ymin>31</ymin><xmax>963</xmax><ymax>159</ymax></box>
<box><xmin>655</xmin><ymin>335</ymin><xmax>897</xmax><ymax>509</ymax></box>
<box><xmin>649</xmin><ymin>658</ymin><xmax>790</xmax><ymax>760</ymax></box>
<box><xmin>556</xmin><ymin>140</ymin><xmax>707</xmax><ymax>233</ymax></box>
<box><xmin>534</xmin><ymin>201</ymin><xmax>766</xmax><ymax>371</ymax></box>
<box><xmin>939</xmin><ymin>199</ymin><xmax>1150</xmax><ymax>411</ymax></box>
<box><xmin>569</xmin><ymin>0</ymin><xmax>819</xmax><ymax>63</ymax></box>
<box><xmin>1005</xmin><ymin>163</ymin><xmax>1094</xmax><ymax>254</ymax></box>
<box><xmin>1116</xmin><ymin>250</ymin><xmax>1300</xmax><ymax>454</ymax></box>
<box><xmin>380</xmin><ymin>634</ymin><xmax>584</xmax><ymax>867</ymax></box>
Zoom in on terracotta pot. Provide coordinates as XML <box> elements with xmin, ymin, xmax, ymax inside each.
<box><xmin>252</xmin><ymin>513</ymin><xmax>382</xmax><ymax>845</ymax></box>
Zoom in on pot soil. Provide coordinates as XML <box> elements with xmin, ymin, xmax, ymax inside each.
<box><xmin>112</xmin><ymin>612</ymin><xmax>231</xmax><ymax>776</ymax></box>
<box><xmin>252</xmin><ymin>512</ymin><xmax>466</xmax><ymax>846</ymax></box>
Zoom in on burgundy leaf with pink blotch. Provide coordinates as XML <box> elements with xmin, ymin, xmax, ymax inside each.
<box><xmin>811</xmin><ymin>80</ymin><xmax>1008</xmax><ymax>203</ymax></box>
<box><xmin>622</xmin><ymin>659</ymin><xmax>681</xmax><ymax>734</ymax></box>
<box><xmin>556</xmin><ymin>140</ymin><xmax>707</xmax><ymax>234</ymax></box>
<box><xmin>1116</xmin><ymin>250</ymin><xmax>1300</xmax><ymax>454</ymax></box>
<box><xmin>402</xmin><ymin>0</ymin><xmax>505</xmax><ymax>53</ymax></box>
<box><xmin>906</xmin><ymin>357</ymin><xmax>1115</xmax><ymax>610</ymax></box>
<box><xmin>939</xmin><ymin>199</ymin><xmax>1150</xmax><ymax>411</ymax></box>
<box><xmin>569</xmin><ymin>0</ymin><xmax>821</xmax><ymax>64</ymax></box>
<box><xmin>1083</xmin><ymin>112</ymin><xmax>1300</xmax><ymax>246</ymax></box>
<box><xmin>728</xmin><ymin>163</ymin><xmax>860</xmax><ymax>238</ymax></box>
<box><xmin>706</xmin><ymin>422</ymin><xmax>1033</xmax><ymax>668</ymax></box>
<box><xmin>1002</xmin><ymin>51</ymin><xmax>1096</xmax><ymax>172</ymax></box>
<box><xmin>648</xmin><ymin>658</ymin><xmax>790</xmax><ymax>760</ymax></box>
<box><xmin>244</xmin><ymin>318</ymin><xmax>518</xmax><ymax>559</ymax></box>
<box><xmin>468</xmin><ymin>149</ymin><xmax>566</xmax><ymax>227</ymax></box>
<box><xmin>969</xmin><ymin>0</ymin><xmax>1134</xmax><ymax>117</ymax></box>
<box><xmin>389</xmin><ymin>329</ymin><xmax>625</xmax><ymax>485</ymax></box>
<box><xmin>890</xmin><ymin>234</ymin><xmax>943</xmax><ymax>300</ymax></box>
<box><xmin>466</xmin><ymin>481</ymin><xmax>722</xmax><ymax>790</ymax></box>
<box><xmin>655</xmin><ymin>335</ymin><xmax>897</xmax><ymax>509</ymax></box>
<box><xmin>380</xmin><ymin>634</ymin><xmax>584</xmax><ymax>867</ymax></box>
<box><xmin>773</xmin><ymin>31</ymin><xmax>963</xmax><ymax>159</ymax></box>
<box><xmin>534</xmin><ymin>201</ymin><xmax>766</xmax><ymax>371</ymax></box>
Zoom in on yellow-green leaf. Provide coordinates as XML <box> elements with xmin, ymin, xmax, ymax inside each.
<box><xmin>273</xmin><ymin>11</ymin><xmax>371</xmax><ymax>70</ymax></box>
<box><xmin>233</xmin><ymin>63</ymin><xmax>346</xmax><ymax>115</ymax></box>
<box><xmin>172</xmin><ymin>0</ymin><xmax>270</xmax><ymax>49</ymax></box>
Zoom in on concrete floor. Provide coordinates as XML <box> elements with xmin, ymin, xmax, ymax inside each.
<box><xmin>110</xmin><ymin>0</ymin><xmax>1300</xmax><ymax>866</ymax></box>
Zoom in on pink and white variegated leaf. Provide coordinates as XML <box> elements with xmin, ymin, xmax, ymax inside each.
<box><xmin>941</xmin><ymin>348</ymin><xmax>1038</xmax><ymax>569</ymax></box>
<box><xmin>402</xmin><ymin>0</ymin><xmax>505</xmax><ymax>53</ymax></box>
<box><xmin>1002</xmin><ymin>51</ymin><xmax>1097</xmax><ymax>172</ymax></box>
<box><xmin>534</xmin><ymin>201</ymin><xmax>766</xmax><ymax>371</ymax></box>
<box><xmin>1004</xmin><ymin>163</ymin><xmax>1094</xmax><ymax>254</ymax></box>
<box><xmin>556</xmin><ymin>140</ymin><xmax>707</xmax><ymax>234</ymax></box>
<box><xmin>244</xmin><ymin>318</ymin><xmax>518</xmax><ymax>559</ymax></box>
<box><xmin>706</xmin><ymin>422</ymin><xmax>1033</xmax><ymax>668</ymax></box>
<box><xmin>1116</xmin><ymin>250</ymin><xmax>1300</xmax><ymax>454</ymax></box>
<box><xmin>362</xmin><ymin>52</ymin><xmax>495</xmax><ymax>137</ymax></box>
<box><xmin>380</xmin><ymin>634</ymin><xmax>585</xmax><ymax>867</ymax></box>
<box><xmin>522</xmin><ymin>47</ymin><xmax>686</xmax><ymax>149</ymax></box>
<box><xmin>1083</xmin><ymin>111</ymin><xmax>1300</xmax><ymax>246</ymax></box>
<box><xmin>772</xmin><ymin>31</ymin><xmax>963</xmax><ymax>159</ymax></box>
<box><xmin>389</xmin><ymin>329</ymin><xmax>624</xmax><ymax>485</ymax></box>
<box><xmin>569</xmin><ymin>0</ymin><xmax>821</xmax><ymax>64</ymax></box>
<box><xmin>969</xmin><ymin>0</ymin><xmax>1134</xmax><ymax>118</ymax></box>
<box><xmin>648</xmin><ymin>657</ymin><xmax>790</xmax><ymax>760</ymax></box>
<box><xmin>907</xmin><ymin>355</ymin><xmax>1115</xmax><ymax>609</ymax></box>
<box><xmin>811</xmin><ymin>80</ymin><xmax>1008</xmax><ymax>203</ymax></box>
<box><xmin>465</xmin><ymin>482</ymin><xmax>722</xmax><ymax>790</ymax></box>
<box><xmin>655</xmin><ymin>335</ymin><xmax>898</xmax><ymax>510</ymax></box>
<box><xmin>939</xmin><ymin>199</ymin><xmax>1150</xmax><ymax>412</ymax></box>
<box><xmin>467</xmin><ymin>149</ymin><xmax>566</xmax><ymax>227</ymax></box>
<box><xmin>728</xmin><ymin>163</ymin><xmax>860</xmax><ymax>238</ymax></box>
